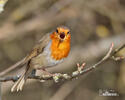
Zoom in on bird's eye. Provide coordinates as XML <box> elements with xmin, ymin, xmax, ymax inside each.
<box><xmin>67</xmin><ymin>31</ymin><xmax>70</xmax><ymax>34</ymax></box>
<box><xmin>56</xmin><ymin>29</ymin><xmax>58</xmax><ymax>33</ymax></box>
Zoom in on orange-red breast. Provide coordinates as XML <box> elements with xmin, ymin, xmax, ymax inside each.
<box><xmin>11</xmin><ymin>26</ymin><xmax>71</xmax><ymax>92</ymax></box>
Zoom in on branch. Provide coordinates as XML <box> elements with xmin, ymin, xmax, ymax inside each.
<box><xmin>0</xmin><ymin>43</ymin><xmax>125</xmax><ymax>82</ymax></box>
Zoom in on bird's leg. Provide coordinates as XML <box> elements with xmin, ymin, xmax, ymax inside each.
<box><xmin>38</xmin><ymin>68</ymin><xmax>53</xmax><ymax>76</ymax></box>
<box><xmin>31</xmin><ymin>69</ymin><xmax>36</xmax><ymax>77</ymax></box>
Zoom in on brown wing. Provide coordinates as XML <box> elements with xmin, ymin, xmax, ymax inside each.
<box><xmin>24</xmin><ymin>33</ymin><xmax>51</xmax><ymax>63</ymax></box>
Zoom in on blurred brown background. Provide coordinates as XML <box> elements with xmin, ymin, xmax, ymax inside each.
<box><xmin>0</xmin><ymin>0</ymin><xmax>125</xmax><ymax>100</ymax></box>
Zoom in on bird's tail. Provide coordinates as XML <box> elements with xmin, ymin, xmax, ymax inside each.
<box><xmin>11</xmin><ymin>65</ymin><xmax>32</xmax><ymax>92</ymax></box>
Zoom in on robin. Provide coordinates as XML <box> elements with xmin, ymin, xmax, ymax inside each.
<box><xmin>11</xmin><ymin>26</ymin><xmax>71</xmax><ymax>92</ymax></box>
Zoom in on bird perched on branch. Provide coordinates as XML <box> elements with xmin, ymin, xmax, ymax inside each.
<box><xmin>11</xmin><ymin>26</ymin><xmax>71</xmax><ymax>92</ymax></box>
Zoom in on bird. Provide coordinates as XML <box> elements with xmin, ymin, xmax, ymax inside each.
<box><xmin>11</xmin><ymin>26</ymin><xmax>71</xmax><ymax>92</ymax></box>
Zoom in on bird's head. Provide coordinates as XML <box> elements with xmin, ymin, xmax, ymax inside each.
<box><xmin>50</xmin><ymin>26</ymin><xmax>71</xmax><ymax>42</ymax></box>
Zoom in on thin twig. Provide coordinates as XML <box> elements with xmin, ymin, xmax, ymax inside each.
<box><xmin>111</xmin><ymin>44</ymin><xmax>125</xmax><ymax>61</ymax></box>
<box><xmin>112</xmin><ymin>44</ymin><xmax>125</xmax><ymax>56</ymax></box>
<box><xmin>70</xmin><ymin>43</ymin><xmax>114</xmax><ymax>78</ymax></box>
<box><xmin>0</xmin><ymin>43</ymin><xmax>125</xmax><ymax>82</ymax></box>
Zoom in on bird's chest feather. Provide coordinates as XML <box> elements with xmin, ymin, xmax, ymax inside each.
<box><xmin>44</xmin><ymin>39</ymin><xmax>70</xmax><ymax>66</ymax></box>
